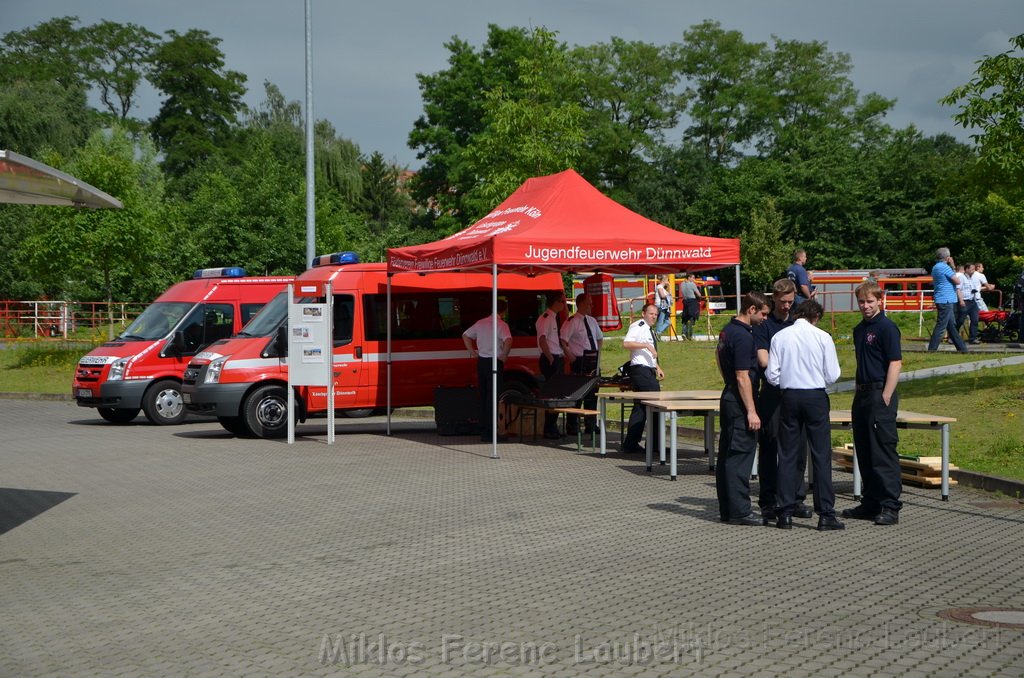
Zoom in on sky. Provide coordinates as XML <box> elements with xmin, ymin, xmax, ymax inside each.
<box><xmin>4</xmin><ymin>0</ymin><xmax>1022</xmax><ymax>168</ymax></box>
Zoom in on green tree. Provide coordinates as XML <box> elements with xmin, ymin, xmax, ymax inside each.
<box><xmin>740</xmin><ymin>197</ymin><xmax>792</xmax><ymax>290</ymax></box>
<box><xmin>0</xmin><ymin>16</ymin><xmax>96</xmax><ymax>156</ymax></box>
<box><xmin>570</xmin><ymin>37</ymin><xmax>681</xmax><ymax>201</ymax></box>
<box><xmin>676</xmin><ymin>20</ymin><xmax>768</xmax><ymax>164</ymax></box>
<box><xmin>0</xmin><ymin>16</ymin><xmax>86</xmax><ymax>87</ymax></box>
<box><xmin>148</xmin><ymin>29</ymin><xmax>247</xmax><ymax>179</ymax></box>
<box><xmin>80</xmin><ymin>20</ymin><xmax>159</xmax><ymax>125</ymax></box>
<box><xmin>408</xmin><ymin>25</ymin><xmax>551</xmax><ymax>229</ymax></box>
<box><xmin>941</xmin><ymin>33</ymin><xmax>1024</xmax><ymax>200</ymax></box>
<box><xmin>461</xmin><ymin>27</ymin><xmax>586</xmax><ymax>218</ymax></box>
<box><xmin>360</xmin><ymin>151</ymin><xmax>410</xmax><ymax>233</ymax></box>
<box><xmin>0</xmin><ymin>79</ymin><xmax>94</xmax><ymax>157</ymax></box>
<box><xmin>24</xmin><ymin>127</ymin><xmax>168</xmax><ymax>306</ymax></box>
<box><xmin>756</xmin><ymin>37</ymin><xmax>893</xmax><ymax>157</ymax></box>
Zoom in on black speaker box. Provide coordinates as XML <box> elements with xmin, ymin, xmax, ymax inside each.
<box><xmin>433</xmin><ymin>386</ymin><xmax>480</xmax><ymax>435</ymax></box>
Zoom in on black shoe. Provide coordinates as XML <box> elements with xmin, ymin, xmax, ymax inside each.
<box><xmin>841</xmin><ymin>505</ymin><xmax>877</xmax><ymax>521</ymax></box>
<box><xmin>760</xmin><ymin>508</ymin><xmax>777</xmax><ymax>525</ymax></box>
<box><xmin>723</xmin><ymin>513</ymin><xmax>762</xmax><ymax>526</ymax></box>
<box><xmin>621</xmin><ymin>443</ymin><xmax>645</xmax><ymax>454</ymax></box>
<box><xmin>817</xmin><ymin>516</ymin><xmax>846</xmax><ymax>531</ymax></box>
<box><xmin>794</xmin><ymin>504</ymin><xmax>814</xmax><ymax>519</ymax></box>
<box><xmin>874</xmin><ymin>509</ymin><xmax>899</xmax><ymax>525</ymax></box>
<box><xmin>776</xmin><ymin>515</ymin><xmax>792</xmax><ymax>530</ymax></box>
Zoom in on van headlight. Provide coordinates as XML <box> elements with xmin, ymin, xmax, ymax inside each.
<box><xmin>204</xmin><ymin>356</ymin><xmax>228</xmax><ymax>384</ymax></box>
<box><xmin>107</xmin><ymin>358</ymin><xmax>128</xmax><ymax>381</ymax></box>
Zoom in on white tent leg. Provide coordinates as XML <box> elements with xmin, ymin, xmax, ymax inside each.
<box><xmin>491</xmin><ymin>264</ymin><xmax>499</xmax><ymax>459</ymax></box>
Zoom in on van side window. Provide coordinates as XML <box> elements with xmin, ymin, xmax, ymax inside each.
<box><xmin>178</xmin><ymin>303</ymin><xmax>234</xmax><ymax>353</ymax></box>
<box><xmin>364</xmin><ymin>291</ymin><xmax>546</xmax><ymax>340</ymax></box>
<box><xmin>333</xmin><ymin>295</ymin><xmax>354</xmax><ymax>346</ymax></box>
<box><xmin>240</xmin><ymin>303</ymin><xmax>264</xmax><ymax>326</ymax></box>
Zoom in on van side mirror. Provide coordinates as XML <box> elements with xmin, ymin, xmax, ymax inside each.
<box><xmin>274</xmin><ymin>325</ymin><xmax>288</xmax><ymax>356</ymax></box>
<box><xmin>164</xmin><ymin>330</ymin><xmax>186</xmax><ymax>357</ymax></box>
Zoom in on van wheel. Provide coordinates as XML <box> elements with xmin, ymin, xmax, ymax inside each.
<box><xmin>218</xmin><ymin>416</ymin><xmax>251</xmax><ymax>436</ymax></box>
<box><xmin>499</xmin><ymin>380</ymin><xmax>532</xmax><ymax>404</ymax></box>
<box><xmin>243</xmin><ymin>385</ymin><xmax>290</xmax><ymax>439</ymax></box>
<box><xmin>341</xmin><ymin>408</ymin><xmax>375</xmax><ymax>418</ymax></box>
<box><xmin>98</xmin><ymin>407</ymin><xmax>139</xmax><ymax>424</ymax></box>
<box><xmin>142</xmin><ymin>379</ymin><xmax>186</xmax><ymax>425</ymax></box>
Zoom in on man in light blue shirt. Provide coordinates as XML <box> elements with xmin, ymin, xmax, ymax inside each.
<box><xmin>927</xmin><ymin>247</ymin><xmax>968</xmax><ymax>353</ymax></box>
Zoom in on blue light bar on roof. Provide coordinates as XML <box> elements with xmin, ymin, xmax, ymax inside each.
<box><xmin>312</xmin><ymin>251</ymin><xmax>360</xmax><ymax>267</ymax></box>
<box><xmin>194</xmin><ymin>266</ymin><xmax>246</xmax><ymax>279</ymax></box>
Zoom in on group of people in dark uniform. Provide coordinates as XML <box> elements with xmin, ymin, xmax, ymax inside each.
<box><xmin>464</xmin><ymin>266</ymin><xmax>906</xmax><ymax>533</ymax></box>
<box><xmin>715</xmin><ymin>274</ymin><xmax>904</xmax><ymax>531</ymax></box>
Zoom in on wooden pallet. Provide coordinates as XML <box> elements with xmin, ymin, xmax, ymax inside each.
<box><xmin>832</xmin><ymin>447</ymin><xmax>958</xmax><ymax>488</ymax></box>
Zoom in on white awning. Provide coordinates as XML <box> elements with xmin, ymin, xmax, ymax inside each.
<box><xmin>0</xmin><ymin>150</ymin><xmax>124</xmax><ymax>209</ymax></box>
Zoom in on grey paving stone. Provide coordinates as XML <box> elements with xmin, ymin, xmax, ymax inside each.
<box><xmin>1</xmin><ymin>399</ymin><xmax>1023</xmax><ymax>677</ymax></box>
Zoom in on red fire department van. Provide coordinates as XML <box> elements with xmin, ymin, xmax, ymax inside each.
<box><xmin>181</xmin><ymin>254</ymin><xmax>564</xmax><ymax>438</ymax></box>
<box><xmin>73</xmin><ymin>268</ymin><xmax>292</xmax><ymax>425</ymax></box>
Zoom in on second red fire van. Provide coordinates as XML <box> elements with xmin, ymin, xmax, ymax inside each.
<box><xmin>181</xmin><ymin>254</ymin><xmax>564</xmax><ymax>438</ymax></box>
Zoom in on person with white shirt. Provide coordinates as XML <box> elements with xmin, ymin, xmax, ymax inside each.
<box><xmin>620</xmin><ymin>303</ymin><xmax>665</xmax><ymax>454</ymax></box>
<box><xmin>766</xmin><ymin>300</ymin><xmax>842</xmax><ymax>531</ymax></box>
<box><xmin>972</xmin><ymin>262</ymin><xmax>995</xmax><ymax>313</ymax></box>
<box><xmin>535</xmin><ymin>292</ymin><xmax>567</xmax><ymax>439</ymax></box>
<box><xmin>559</xmin><ymin>293</ymin><xmax>604</xmax><ymax>434</ymax></box>
<box><xmin>954</xmin><ymin>262</ymin><xmax>979</xmax><ymax>344</ymax></box>
<box><xmin>463</xmin><ymin>299</ymin><xmax>512</xmax><ymax>443</ymax></box>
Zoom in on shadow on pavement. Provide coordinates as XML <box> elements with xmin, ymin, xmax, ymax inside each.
<box><xmin>0</xmin><ymin>487</ymin><xmax>76</xmax><ymax>536</ymax></box>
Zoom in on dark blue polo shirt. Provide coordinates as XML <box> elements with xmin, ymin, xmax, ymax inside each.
<box><xmin>753</xmin><ymin>310</ymin><xmax>792</xmax><ymax>391</ymax></box>
<box><xmin>853</xmin><ymin>311</ymin><xmax>902</xmax><ymax>384</ymax></box>
<box><xmin>717</xmin><ymin>318</ymin><xmax>757</xmax><ymax>388</ymax></box>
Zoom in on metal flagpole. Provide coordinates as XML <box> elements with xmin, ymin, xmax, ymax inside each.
<box><xmin>491</xmin><ymin>263</ymin><xmax>499</xmax><ymax>459</ymax></box>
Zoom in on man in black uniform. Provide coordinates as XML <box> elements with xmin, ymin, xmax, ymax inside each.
<box><xmin>843</xmin><ymin>281</ymin><xmax>904</xmax><ymax>525</ymax></box>
<box><xmin>754</xmin><ymin>278</ymin><xmax>812</xmax><ymax>524</ymax></box>
<box><xmin>715</xmin><ymin>291</ymin><xmax>770</xmax><ymax>525</ymax></box>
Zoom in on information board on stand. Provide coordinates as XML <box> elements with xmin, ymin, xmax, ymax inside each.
<box><xmin>287</xmin><ymin>281</ymin><xmax>334</xmax><ymax>444</ymax></box>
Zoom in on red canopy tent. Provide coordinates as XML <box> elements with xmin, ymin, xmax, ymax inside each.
<box><xmin>388</xmin><ymin>169</ymin><xmax>739</xmax><ymax>275</ymax></box>
<box><xmin>385</xmin><ymin>169</ymin><xmax>742</xmax><ymax>455</ymax></box>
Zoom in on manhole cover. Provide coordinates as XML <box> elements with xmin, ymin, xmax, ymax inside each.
<box><xmin>938</xmin><ymin>607</ymin><xmax>1024</xmax><ymax>629</ymax></box>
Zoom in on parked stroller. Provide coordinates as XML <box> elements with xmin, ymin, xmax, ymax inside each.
<box><xmin>978</xmin><ymin>272</ymin><xmax>1024</xmax><ymax>343</ymax></box>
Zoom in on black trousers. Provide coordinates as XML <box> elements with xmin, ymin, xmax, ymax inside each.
<box><xmin>539</xmin><ymin>354</ymin><xmax>564</xmax><ymax>436</ymax></box>
<box><xmin>778</xmin><ymin>389</ymin><xmax>834</xmax><ymax>518</ymax></box>
<box><xmin>852</xmin><ymin>387</ymin><xmax>902</xmax><ymax>513</ymax></box>
<box><xmin>716</xmin><ymin>386</ymin><xmax>757</xmax><ymax>520</ymax></box>
<box><xmin>476</xmin><ymin>357</ymin><xmax>504</xmax><ymax>442</ymax></box>
<box><xmin>623</xmin><ymin>364</ymin><xmax>660</xmax><ymax>448</ymax></box>
<box><xmin>567</xmin><ymin>356</ymin><xmax>598</xmax><ymax>433</ymax></box>
<box><xmin>757</xmin><ymin>384</ymin><xmax>807</xmax><ymax>511</ymax></box>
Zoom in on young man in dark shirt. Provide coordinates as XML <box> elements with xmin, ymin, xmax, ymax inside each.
<box><xmin>843</xmin><ymin>281</ymin><xmax>904</xmax><ymax>525</ymax></box>
<box><xmin>753</xmin><ymin>278</ymin><xmax>812</xmax><ymax>524</ymax></box>
<box><xmin>715</xmin><ymin>291</ymin><xmax>770</xmax><ymax>525</ymax></box>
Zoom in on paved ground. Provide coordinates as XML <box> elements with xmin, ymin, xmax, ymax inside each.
<box><xmin>2</xmin><ymin>399</ymin><xmax>1023</xmax><ymax>677</ymax></box>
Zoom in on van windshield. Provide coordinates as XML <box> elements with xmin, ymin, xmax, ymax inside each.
<box><xmin>118</xmin><ymin>302</ymin><xmax>194</xmax><ymax>341</ymax></box>
<box><xmin>236</xmin><ymin>292</ymin><xmax>287</xmax><ymax>338</ymax></box>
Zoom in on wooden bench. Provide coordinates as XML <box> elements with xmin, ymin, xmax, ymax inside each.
<box><xmin>513</xmin><ymin>404</ymin><xmax>600</xmax><ymax>452</ymax></box>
